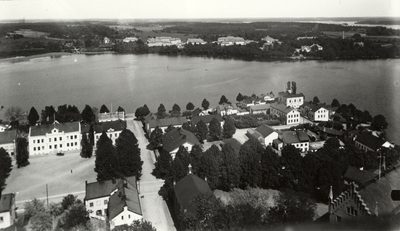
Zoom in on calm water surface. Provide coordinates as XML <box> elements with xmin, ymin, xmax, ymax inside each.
<box><xmin>0</xmin><ymin>54</ymin><xmax>399</xmax><ymax>143</ymax></box>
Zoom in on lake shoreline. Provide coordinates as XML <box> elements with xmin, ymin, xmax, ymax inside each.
<box><xmin>0</xmin><ymin>52</ymin><xmax>73</xmax><ymax>62</ymax></box>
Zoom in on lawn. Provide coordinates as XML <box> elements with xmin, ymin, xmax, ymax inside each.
<box><xmin>3</xmin><ymin>151</ymin><xmax>97</xmax><ymax>203</ymax></box>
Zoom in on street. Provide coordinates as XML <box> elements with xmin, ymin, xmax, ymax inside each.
<box><xmin>127</xmin><ymin>119</ymin><xmax>176</xmax><ymax>231</ymax></box>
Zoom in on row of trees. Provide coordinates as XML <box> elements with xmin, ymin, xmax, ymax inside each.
<box><xmin>95</xmin><ymin>129</ymin><xmax>143</xmax><ymax>181</ymax></box>
<box><xmin>154</xmin><ymin>136</ymin><xmax>400</xmax><ymax>204</ymax></box>
<box><xmin>148</xmin><ymin>117</ymin><xmax>236</xmax><ymax>150</ymax></box>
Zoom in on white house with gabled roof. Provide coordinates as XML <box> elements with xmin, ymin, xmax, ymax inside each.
<box><xmin>270</xmin><ymin>103</ymin><xmax>300</xmax><ymax>125</ymax></box>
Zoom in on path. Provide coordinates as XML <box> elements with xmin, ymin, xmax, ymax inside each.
<box><xmin>127</xmin><ymin>119</ymin><xmax>176</xmax><ymax>231</ymax></box>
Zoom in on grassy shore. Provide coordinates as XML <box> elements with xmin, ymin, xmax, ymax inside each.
<box><xmin>0</xmin><ymin>52</ymin><xmax>73</xmax><ymax>62</ymax></box>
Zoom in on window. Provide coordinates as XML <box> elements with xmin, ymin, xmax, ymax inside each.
<box><xmin>128</xmin><ymin>215</ymin><xmax>131</xmax><ymax>219</ymax></box>
<box><xmin>33</xmin><ymin>140</ymin><xmax>35</xmax><ymax>144</ymax></box>
<box><xmin>75</xmin><ymin>142</ymin><xmax>77</xmax><ymax>146</ymax></box>
<box><xmin>60</xmin><ymin>144</ymin><xmax>62</xmax><ymax>148</ymax></box>
<box><xmin>37</xmin><ymin>139</ymin><xmax>40</xmax><ymax>143</ymax></box>
<box><xmin>54</xmin><ymin>137</ymin><xmax>57</xmax><ymax>141</ymax></box>
<box><xmin>74</xmin><ymin>135</ymin><xmax>77</xmax><ymax>139</ymax></box>
<box><xmin>71</xmin><ymin>143</ymin><xmax>73</xmax><ymax>147</ymax></box>
<box><xmin>96</xmin><ymin>210</ymin><xmax>102</xmax><ymax>215</ymax></box>
<box><xmin>109</xmin><ymin>134</ymin><xmax>112</xmax><ymax>138</ymax></box>
<box><xmin>0</xmin><ymin>216</ymin><xmax>3</xmax><ymax>222</ymax></box>
<box><xmin>38</xmin><ymin>147</ymin><xmax>40</xmax><ymax>151</ymax></box>
<box><xmin>34</xmin><ymin>147</ymin><xmax>36</xmax><ymax>151</ymax></box>
<box><xmin>55</xmin><ymin>145</ymin><xmax>57</xmax><ymax>149</ymax></box>
<box><xmin>49</xmin><ymin>138</ymin><xmax>51</xmax><ymax>142</ymax></box>
<box><xmin>115</xmin><ymin>133</ymin><xmax>118</xmax><ymax>137</ymax></box>
<box><xmin>70</xmin><ymin>135</ymin><xmax>73</xmax><ymax>139</ymax></box>
<box><xmin>60</xmin><ymin>137</ymin><xmax>62</xmax><ymax>141</ymax></box>
<box><xmin>104</xmin><ymin>200</ymin><xmax>108</xmax><ymax>205</ymax></box>
<box><xmin>67</xmin><ymin>143</ymin><xmax>69</xmax><ymax>147</ymax></box>
<box><xmin>41</xmin><ymin>139</ymin><xmax>44</xmax><ymax>143</ymax></box>
<box><xmin>49</xmin><ymin>145</ymin><xmax>52</xmax><ymax>149</ymax></box>
<box><xmin>90</xmin><ymin>202</ymin><xmax>93</xmax><ymax>207</ymax></box>
<box><xmin>121</xmin><ymin>216</ymin><xmax>124</xmax><ymax>220</ymax></box>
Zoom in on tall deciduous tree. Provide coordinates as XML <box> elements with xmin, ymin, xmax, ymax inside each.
<box><xmin>0</xmin><ymin>148</ymin><xmax>12</xmax><ymax>196</ymax></box>
<box><xmin>81</xmin><ymin>105</ymin><xmax>95</xmax><ymax>124</ymax></box>
<box><xmin>62</xmin><ymin>201</ymin><xmax>89</xmax><ymax>230</ymax></box>
<box><xmin>267</xmin><ymin>189</ymin><xmax>316</xmax><ymax>226</ymax></box>
<box><xmin>28</xmin><ymin>107</ymin><xmax>39</xmax><ymax>126</ymax></box>
<box><xmin>223</xmin><ymin>117</ymin><xmax>236</xmax><ymax>138</ymax></box>
<box><xmin>16</xmin><ymin>137</ymin><xmax>29</xmax><ymax>168</ymax></box>
<box><xmin>30</xmin><ymin>210</ymin><xmax>53</xmax><ymax>231</ymax></box>
<box><xmin>115</xmin><ymin>129</ymin><xmax>142</xmax><ymax>179</ymax></box>
<box><xmin>371</xmin><ymin>114</ymin><xmax>388</xmax><ymax>130</ymax></box>
<box><xmin>95</xmin><ymin>133</ymin><xmax>121</xmax><ymax>181</ymax></box>
<box><xmin>199</xmin><ymin>145</ymin><xmax>221</xmax><ymax>189</ymax></box>
<box><xmin>112</xmin><ymin>219</ymin><xmax>156</xmax><ymax>231</ymax></box>
<box><xmin>195</xmin><ymin>120</ymin><xmax>208</xmax><ymax>143</ymax></box>
<box><xmin>80</xmin><ymin>134</ymin><xmax>92</xmax><ymax>158</ymax></box>
<box><xmin>189</xmin><ymin>144</ymin><xmax>203</xmax><ymax>175</ymax></box>
<box><xmin>209</xmin><ymin>118</ymin><xmax>222</xmax><ymax>140</ymax></box>
<box><xmin>5</xmin><ymin>106</ymin><xmax>23</xmax><ymax>122</ymax></box>
<box><xmin>186</xmin><ymin>102</ymin><xmax>195</xmax><ymax>111</ymax></box>
<box><xmin>201</xmin><ymin>98</ymin><xmax>210</xmax><ymax>110</ymax></box>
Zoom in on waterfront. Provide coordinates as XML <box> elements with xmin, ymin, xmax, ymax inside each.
<box><xmin>0</xmin><ymin>54</ymin><xmax>399</xmax><ymax>142</ymax></box>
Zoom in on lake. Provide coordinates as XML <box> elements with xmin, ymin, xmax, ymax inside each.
<box><xmin>0</xmin><ymin>54</ymin><xmax>399</xmax><ymax>143</ymax></box>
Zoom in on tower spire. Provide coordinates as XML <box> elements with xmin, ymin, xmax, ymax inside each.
<box><xmin>328</xmin><ymin>185</ymin><xmax>333</xmax><ymax>214</ymax></box>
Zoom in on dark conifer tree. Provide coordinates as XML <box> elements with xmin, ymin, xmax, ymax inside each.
<box><xmin>95</xmin><ymin>133</ymin><xmax>120</xmax><ymax>181</ymax></box>
<box><xmin>195</xmin><ymin>120</ymin><xmax>208</xmax><ymax>143</ymax></box>
<box><xmin>16</xmin><ymin>137</ymin><xmax>29</xmax><ymax>168</ymax></box>
<box><xmin>115</xmin><ymin>129</ymin><xmax>142</xmax><ymax>179</ymax></box>
<box><xmin>223</xmin><ymin>117</ymin><xmax>236</xmax><ymax>138</ymax></box>
<box><xmin>209</xmin><ymin>118</ymin><xmax>222</xmax><ymax>140</ymax></box>
<box><xmin>99</xmin><ymin>104</ymin><xmax>110</xmax><ymax>113</ymax></box>
<box><xmin>28</xmin><ymin>107</ymin><xmax>39</xmax><ymax>126</ymax></box>
<box><xmin>81</xmin><ymin>105</ymin><xmax>95</xmax><ymax>124</ymax></box>
<box><xmin>0</xmin><ymin>148</ymin><xmax>12</xmax><ymax>196</ymax></box>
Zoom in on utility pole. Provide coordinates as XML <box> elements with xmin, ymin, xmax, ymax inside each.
<box><xmin>46</xmin><ymin>184</ymin><xmax>49</xmax><ymax>208</ymax></box>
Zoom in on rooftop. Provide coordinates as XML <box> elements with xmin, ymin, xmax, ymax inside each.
<box><xmin>255</xmin><ymin>124</ymin><xmax>276</xmax><ymax>138</ymax></box>
<box><xmin>249</xmin><ymin>104</ymin><xmax>270</xmax><ymax>111</ymax></box>
<box><xmin>344</xmin><ymin>166</ymin><xmax>378</xmax><ymax>185</ymax></box>
<box><xmin>93</xmin><ymin>120</ymin><xmax>127</xmax><ymax>133</ymax></box>
<box><xmin>162</xmin><ymin>128</ymin><xmax>200</xmax><ymax>152</ymax></box>
<box><xmin>149</xmin><ymin>116</ymin><xmax>188</xmax><ymax>129</ymax></box>
<box><xmin>280</xmin><ymin>130</ymin><xmax>309</xmax><ymax>144</ymax></box>
<box><xmin>270</xmin><ymin>102</ymin><xmax>297</xmax><ymax>114</ymax></box>
<box><xmin>302</xmin><ymin>102</ymin><xmax>327</xmax><ymax>112</ymax></box>
<box><xmin>108</xmin><ymin>179</ymin><xmax>142</xmax><ymax>220</ymax></box>
<box><xmin>278</xmin><ymin>91</ymin><xmax>305</xmax><ymax>99</ymax></box>
<box><xmin>30</xmin><ymin>121</ymin><xmax>80</xmax><ymax>137</ymax></box>
<box><xmin>0</xmin><ymin>130</ymin><xmax>17</xmax><ymax>145</ymax></box>
<box><xmin>0</xmin><ymin>193</ymin><xmax>14</xmax><ymax>213</ymax></box>
<box><xmin>85</xmin><ymin>176</ymin><xmax>136</xmax><ymax>200</ymax></box>
<box><xmin>191</xmin><ymin>114</ymin><xmax>223</xmax><ymax>125</ymax></box>
<box><xmin>174</xmin><ymin>174</ymin><xmax>214</xmax><ymax>214</ymax></box>
<box><xmin>356</xmin><ymin>133</ymin><xmax>386</xmax><ymax>151</ymax></box>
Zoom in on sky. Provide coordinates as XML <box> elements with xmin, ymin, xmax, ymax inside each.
<box><xmin>0</xmin><ymin>0</ymin><xmax>399</xmax><ymax>20</ymax></box>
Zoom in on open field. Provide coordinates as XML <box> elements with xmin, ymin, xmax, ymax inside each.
<box><xmin>3</xmin><ymin>151</ymin><xmax>97</xmax><ymax>203</ymax></box>
<box><xmin>15</xmin><ymin>29</ymin><xmax>49</xmax><ymax>38</ymax></box>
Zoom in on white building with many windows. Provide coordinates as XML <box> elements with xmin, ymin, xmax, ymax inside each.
<box><xmin>277</xmin><ymin>92</ymin><xmax>305</xmax><ymax>109</ymax></box>
<box><xmin>300</xmin><ymin>103</ymin><xmax>330</xmax><ymax>122</ymax></box>
<box><xmin>28</xmin><ymin>121</ymin><xmax>81</xmax><ymax>155</ymax></box>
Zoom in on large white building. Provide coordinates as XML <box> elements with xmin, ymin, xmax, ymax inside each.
<box><xmin>28</xmin><ymin>121</ymin><xmax>81</xmax><ymax>155</ymax></box>
<box><xmin>84</xmin><ymin>177</ymin><xmax>142</xmax><ymax>230</ymax></box>
<box><xmin>147</xmin><ymin>37</ymin><xmax>182</xmax><ymax>47</ymax></box>
<box><xmin>217</xmin><ymin>36</ymin><xmax>245</xmax><ymax>46</ymax></box>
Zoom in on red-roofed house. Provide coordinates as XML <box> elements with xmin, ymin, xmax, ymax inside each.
<box><xmin>84</xmin><ymin>176</ymin><xmax>142</xmax><ymax>229</ymax></box>
<box><xmin>162</xmin><ymin>128</ymin><xmax>201</xmax><ymax>159</ymax></box>
<box><xmin>0</xmin><ymin>193</ymin><xmax>16</xmax><ymax>230</ymax></box>
<box><xmin>28</xmin><ymin>121</ymin><xmax>81</xmax><ymax>155</ymax></box>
